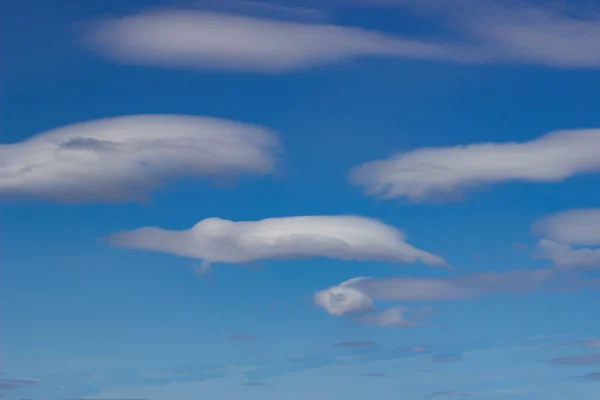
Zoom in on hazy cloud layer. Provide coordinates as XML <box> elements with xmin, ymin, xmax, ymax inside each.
<box><xmin>230</xmin><ymin>333</ymin><xmax>257</xmax><ymax>342</ymax></box>
<box><xmin>108</xmin><ymin>215</ymin><xmax>448</xmax><ymax>268</ymax></box>
<box><xmin>582</xmin><ymin>372</ymin><xmax>600</xmax><ymax>381</ymax></box>
<box><xmin>533</xmin><ymin>209</ymin><xmax>600</xmax><ymax>269</ymax></box>
<box><xmin>84</xmin><ymin>1</ymin><xmax>600</xmax><ymax>73</ymax></box>
<box><xmin>550</xmin><ymin>339</ymin><xmax>600</xmax><ymax>349</ymax></box>
<box><xmin>350</xmin><ymin>128</ymin><xmax>600</xmax><ymax>202</ymax></box>
<box><xmin>431</xmin><ymin>355</ymin><xmax>463</xmax><ymax>363</ymax></box>
<box><xmin>424</xmin><ymin>391</ymin><xmax>473</xmax><ymax>399</ymax></box>
<box><xmin>0</xmin><ymin>378</ymin><xmax>37</xmax><ymax>391</ymax></box>
<box><xmin>550</xmin><ymin>352</ymin><xmax>600</xmax><ymax>366</ymax></box>
<box><xmin>0</xmin><ymin>115</ymin><xmax>280</xmax><ymax>203</ymax></box>
<box><xmin>332</xmin><ymin>341</ymin><xmax>376</xmax><ymax>348</ymax></box>
<box><xmin>356</xmin><ymin>305</ymin><xmax>434</xmax><ymax>327</ymax></box>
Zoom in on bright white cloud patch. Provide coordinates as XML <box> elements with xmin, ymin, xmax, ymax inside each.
<box><xmin>84</xmin><ymin>10</ymin><xmax>460</xmax><ymax>73</ymax></box>
<box><xmin>83</xmin><ymin>3</ymin><xmax>600</xmax><ymax>73</ymax></box>
<box><xmin>0</xmin><ymin>115</ymin><xmax>280</xmax><ymax>202</ymax></box>
<box><xmin>350</xmin><ymin>128</ymin><xmax>600</xmax><ymax>202</ymax></box>
<box><xmin>108</xmin><ymin>215</ymin><xmax>448</xmax><ymax>268</ymax></box>
<box><xmin>533</xmin><ymin>209</ymin><xmax>600</xmax><ymax>270</ymax></box>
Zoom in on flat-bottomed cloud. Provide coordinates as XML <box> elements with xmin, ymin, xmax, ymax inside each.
<box><xmin>108</xmin><ymin>215</ymin><xmax>448</xmax><ymax>268</ymax></box>
<box><xmin>0</xmin><ymin>115</ymin><xmax>281</xmax><ymax>203</ymax></box>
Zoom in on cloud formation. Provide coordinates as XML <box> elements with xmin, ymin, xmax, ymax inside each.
<box><xmin>550</xmin><ymin>338</ymin><xmax>600</xmax><ymax>349</ymax></box>
<box><xmin>431</xmin><ymin>355</ymin><xmax>462</xmax><ymax>363</ymax></box>
<box><xmin>0</xmin><ymin>378</ymin><xmax>37</xmax><ymax>391</ymax></box>
<box><xmin>533</xmin><ymin>209</ymin><xmax>600</xmax><ymax>246</ymax></box>
<box><xmin>582</xmin><ymin>372</ymin><xmax>600</xmax><ymax>381</ymax></box>
<box><xmin>424</xmin><ymin>391</ymin><xmax>473</xmax><ymax>399</ymax></box>
<box><xmin>424</xmin><ymin>392</ymin><xmax>473</xmax><ymax>400</ymax></box>
<box><xmin>356</xmin><ymin>305</ymin><xmax>434</xmax><ymax>327</ymax></box>
<box><xmin>315</xmin><ymin>268</ymin><xmax>600</xmax><ymax>318</ymax></box>
<box><xmin>533</xmin><ymin>209</ymin><xmax>600</xmax><ymax>270</ymax></box>
<box><xmin>230</xmin><ymin>333</ymin><xmax>257</xmax><ymax>342</ymax></box>
<box><xmin>315</xmin><ymin>269</ymin><xmax>557</xmax><ymax>315</ymax></box>
<box><xmin>83</xmin><ymin>2</ymin><xmax>600</xmax><ymax>73</ymax></box>
<box><xmin>0</xmin><ymin>115</ymin><xmax>280</xmax><ymax>203</ymax></box>
<box><xmin>332</xmin><ymin>341</ymin><xmax>376</xmax><ymax>348</ymax></box>
<box><xmin>108</xmin><ymin>215</ymin><xmax>448</xmax><ymax>268</ymax></box>
<box><xmin>84</xmin><ymin>9</ymin><xmax>461</xmax><ymax>73</ymax></box>
<box><xmin>550</xmin><ymin>352</ymin><xmax>600</xmax><ymax>366</ymax></box>
<box><xmin>350</xmin><ymin>128</ymin><xmax>600</xmax><ymax>202</ymax></box>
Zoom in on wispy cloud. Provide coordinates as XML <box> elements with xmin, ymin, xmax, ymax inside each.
<box><xmin>230</xmin><ymin>333</ymin><xmax>257</xmax><ymax>342</ymax></box>
<box><xmin>424</xmin><ymin>391</ymin><xmax>473</xmax><ymax>399</ymax></box>
<box><xmin>550</xmin><ymin>352</ymin><xmax>600</xmax><ymax>366</ymax></box>
<box><xmin>315</xmin><ymin>269</ymin><xmax>598</xmax><ymax>319</ymax></box>
<box><xmin>362</xmin><ymin>372</ymin><xmax>389</xmax><ymax>377</ymax></box>
<box><xmin>108</xmin><ymin>215</ymin><xmax>448</xmax><ymax>269</ymax></box>
<box><xmin>431</xmin><ymin>354</ymin><xmax>463</xmax><ymax>363</ymax></box>
<box><xmin>83</xmin><ymin>1</ymin><xmax>600</xmax><ymax>73</ymax></box>
<box><xmin>0</xmin><ymin>378</ymin><xmax>37</xmax><ymax>391</ymax></box>
<box><xmin>0</xmin><ymin>115</ymin><xmax>281</xmax><ymax>203</ymax></box>
<box><xmin>349</xmin><ymin>128</ymin><xmax>600</xmax><ymax>203</ymax></box>
<box><xmin>549</xmin><ymin>338</ymin><xmax>600</xmax><ymax>349</ymax></box>
<box><xmin>356</xmin><ymin>305</ymin><xmax>434</xmax><ymax>327</ymax></box>
<box><xmin>582</xmin><ymin>372</ymin><xmax>600</xmax><ymax>381</ymax></box>
<box><xmin>332</xmin><ymin>341</ymin><xmax>376</xmax><ymax>348</ymax></box>
<box><xmin>242</xmin><ymin>381</ymin><xmax>267</xmax><ymax>386</ymax></box>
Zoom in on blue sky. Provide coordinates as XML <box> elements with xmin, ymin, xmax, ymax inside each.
<box><xmin>2</xmin><ymin>0</ymin><xmax>600</xmax><ymax>399</ymax></box>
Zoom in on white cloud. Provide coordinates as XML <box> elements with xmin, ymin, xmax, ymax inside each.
<box><xmin>83</xmin><ymin>2</ymin><xmax>600</xmax><ymax>73</ymax></box>
<box><xmin>314</xmin><ymin>269</ymin><xmax>559</xmax><ymax>316</ymax></box>
<box><xmin>534</xmin><ymin>240</ymin><xmax>600</xmax><ymax>270</ymax></box>
<box><xmin>533</xmin><ymin>208</ymin><xmax>600</xmax><ymax>246</ymax></box>
<box><xmin>109</xmin><ymin>215</ymin><xmax>448</xmax><ymax>268</ymax></box>
<box><xmin>84</xmin><ymin>10</ymin><xmax>462</xmax><ymax>73</ymax></box>
<box><xmin>533</xmin><ymin>209</ymin><xmax>600</xmax><ymax>270</ymax></box>
<box><xmin>0</xmin><ymin>115</ymin><xmax>280</xmax><ymax>202</ymax></box>
<box><xmin>349</xmin><ymin>128</ymin><xmax>600</xmax><ymax>202</ymax></box>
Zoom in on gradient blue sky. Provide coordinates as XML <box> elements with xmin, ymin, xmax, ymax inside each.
<box><xmin>2</xmin><ymin>0</ymin><xmax>600</xmax><ymax>399</ymax></box>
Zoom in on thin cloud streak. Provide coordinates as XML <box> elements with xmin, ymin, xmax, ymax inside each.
<box><xmin>550</xmin><ymin>352</ymin><xmax>600</xmax><ymax>366</ymax></box>
<box><xmin>315</xmin><ymin>269</ymin><xmax>598</xmax><ymax>317</ymax></box>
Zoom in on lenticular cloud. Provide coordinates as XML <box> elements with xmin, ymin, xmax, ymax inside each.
<box><xmin>108</xmin><ymin>215</ymin><xmax>448</xmax><ymax>268</ymax></box>
<box><xmin>350</xmin><ymin>128</ymin><xmax>600</xmax><ymax>202</ymax></box>
<box><xmin>0</xmin><ymin>115</ymin><xmax>281</xmax><ymax>202</ymax></box>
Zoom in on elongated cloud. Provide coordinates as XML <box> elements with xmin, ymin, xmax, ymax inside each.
<box><xmin>534</xmin><ymin>209</ymin><xmax>600</xmax><ymax>246</ymax></box>
<box><xmin>0</xmin><ymin>115</ymin><xmax>280</xmax><ymax>203</ymax></box>
<box><xmin>83</xmin><ymin>2</ymin><xmax>600</xmax><ymax>73</ymax></box>
<box><xmin>84</xmin><ymin>10</ymin><xmax>462</xmax><ymax>73</ymax></box>
<box><xmin>109</xmin><ymin>215</ymin><xmax>448</xmax><ymax>268</ymax></box>
<box><xmin>314</xmin><ymin>269</ymin><xmax>592</xmax><ymax>316</ymax></box>
<box><xmin>550</xmin><ymin>352</ymin><xmax>600</xmax><ymax>366</ymax></box>
<box><xmin>424</xmin><ymin>391</ymin><xmax>473</xmax><ymax>400</ymax></box>
<box><xmin>533</xmin><ymin>209</ymin><xmax>600</xmax><ymax>270</ymax></box>
<box><xmin>350</xmin><ymin>129</ymin><xmax>600</xmax><ymax>202</ymax></box>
